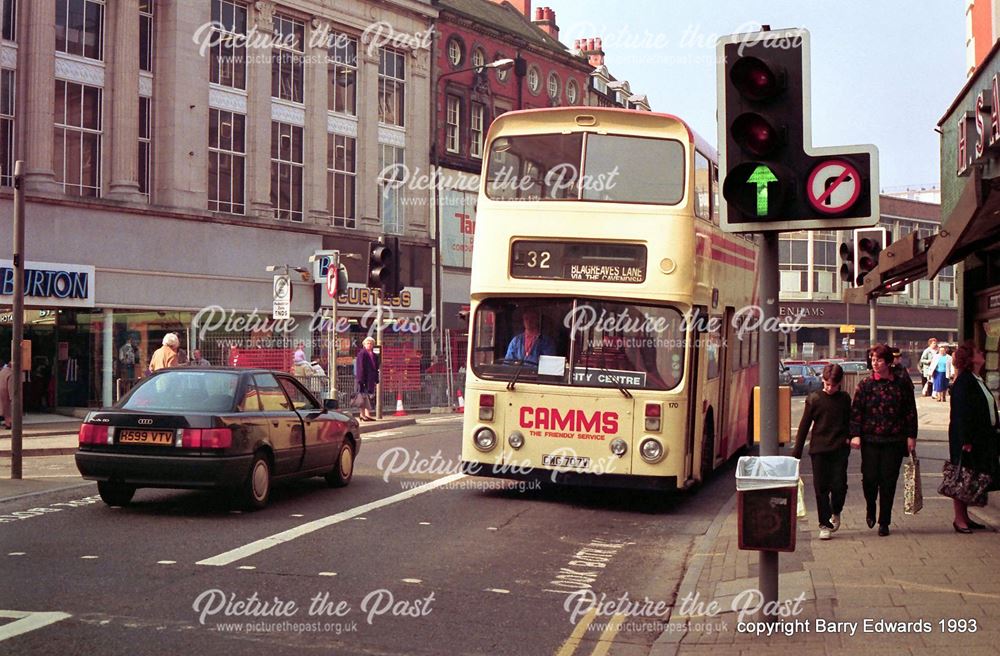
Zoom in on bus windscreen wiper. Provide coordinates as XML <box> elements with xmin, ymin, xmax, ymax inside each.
<box><xmin>506</xmin><ymin>358</ymin><xmax>526</xmax><ymax>391</ymax></box>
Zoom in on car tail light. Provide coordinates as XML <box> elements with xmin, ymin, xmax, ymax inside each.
<box><xmin>78</xmin><ymin>423</ymin><xmax>109</xmax><ymax>445</ymax></box>
<box><xmin>644</xmin><ymin>403</ymin><xmax>661</xmax><ymax>432</ymax></box>
<box><xmin>181</xmin><ymin>428</ymin><xmax>233</xmax><ymax>449</ymax></box>
<box><xmin>479</xmin><ymin>394</ymin><xmax>495</xmax><ymax>421</ymax></box>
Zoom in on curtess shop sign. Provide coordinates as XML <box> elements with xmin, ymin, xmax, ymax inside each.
<box><xmin>0</xmin><ymin>260</ymin><xmax>95</xmax><ymax>308</ymax></box>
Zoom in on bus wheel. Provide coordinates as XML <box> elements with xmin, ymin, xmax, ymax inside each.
<box><xmin>700</xmin><ymin>420</ymin><xmax>715</xmax><ymax>483</ymax></box>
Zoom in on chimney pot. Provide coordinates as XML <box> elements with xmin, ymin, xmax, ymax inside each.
<box><xmin>535</xmin><ymin>7</ymin><xmax>544</xmax><ymax>19</ymax></box>
<box><xmin>589</xmin><ymin>38</ymin><xmax>596</xmax><ymax>50</ymax></box>
<box><xmin>546</xmin><ymin>8</ymin><xmax>554</xmax><ymax>20</ymax></box>
<box><xmin>596</xmin><ymin>37</ymin><xmax>602</xmax><ymax>50</ymax></box>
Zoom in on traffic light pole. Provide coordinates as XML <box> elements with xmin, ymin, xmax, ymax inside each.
<box><xmin>758</xmin><ymin>232</ymin><xmax>780</xmax><ymax>621</ymax></box>
<box><xmin>10</xmin><ymin>161</ymin><xmax>24</xmax><ymax>480</ymax></box>
<box><xmin>869</xmin><ymin>296</ymin><xmax>877</xmax><ymax>348</ymax></box>
<box><xmin>375</xmin><ymin>296</ymin><xmax>383</xmax><ymax>420</ymax></box>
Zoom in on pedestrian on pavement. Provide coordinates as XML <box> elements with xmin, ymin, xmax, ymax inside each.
<box><xmin>849</xmin><ymin>343</ymin><xmax>918</xmax><ymax>536</ymax></box>
<box><xmin>149</xmin><ymin>333</ymin><xmax>180</xmax><ymax>372</ymax></box>
<box><xmin>947</xmin><ymin>342</ymin><xmax>999</xmax><ymax>533</ymax></box>
<box><xmin>354</xmin><ymin>336</ymin><xmax>378</xmax><ymax>422</ymax></box>
<box><xmin>929</xmin><ymin>345</ymin><xmax>954</xmax><ymax>402</ymax></box>
<box><xmin>118</xmin><ymin>336</ymin><xmax>138</xmax><ymax>381</ymax></box>
<box><xmin>793</xmin><ymin>363</ymin><xmax>852</xmax><ymax>540</ymax></box>
<box><xmin>0</xmin><ymin>359</ymin><xmax>12</xmax><ymax>429</ymax></box>
<box><xmin>919</xmin><ymin>337</ymin><xmax>938</xmax><ymax>396</ymax></box>
<box><xmin>190</xmin><ymin>349</ymin><xmax>211</xmax><ymax>367</ymax></box>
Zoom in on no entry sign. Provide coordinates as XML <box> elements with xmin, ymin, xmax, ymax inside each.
<box><xmin>806</xmin><ymin>159</ymin><xmax>862</xmax><ymax>215</ymax></box>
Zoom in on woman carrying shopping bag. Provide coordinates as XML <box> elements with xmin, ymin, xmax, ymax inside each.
<box><xmin>945</xmin><ymin>342</ymin><xmax>999</xmax><ymax>532</ymax></box>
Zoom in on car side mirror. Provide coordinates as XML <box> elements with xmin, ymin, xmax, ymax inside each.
<box><xmin>323</xmin><ymin>398</ymin><xmax>339</xmax><ymax>411</ymax></box>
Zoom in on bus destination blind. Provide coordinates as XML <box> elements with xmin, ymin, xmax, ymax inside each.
<box><xmin>509</xmin><ymin>241</ymin><xmax>646</xmax><ymax>283</ymax></box>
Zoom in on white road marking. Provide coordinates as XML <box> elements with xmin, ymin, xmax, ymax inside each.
<box><xmin>487</xmin><ymin>527</ymin><xmax>498</xmax><ymax>531</ymax></box>
<box><xmin>419</xmin><ymin>522</ymin><xmax>431</xmax><ymax>526</ymax></box>
<box><xmin>415</xmin><ymin>416</ymin><xmax>463</xmax><ymax>425</ymax></box>
<box><xmin>318</xmin><ymin>572</ymin><xmax>337</xmax><ymax>577</ymax></box>
<box><xmin>290</xmin><ymin>514</ymin><xmax>304</xmax><ymax>518</ymax></box>
<box><xmin>485</xmin><ymin>588</ymin><xmax>510</xmax><ymax>594</ymax></box>
<box><xmin>354</xmin><ymin>517</ymin><xmax>367</xmax><ymax>521</ymax></box>
<box><xmin>80</xmin><ymin>555</ymin><xmax>98</xmax><ymax>560</ymax></box>
<box><xmin>364</xmin><ymin>430</ymin><xmax>400</xmax><ymax>439</ymax></box>
<box><xmin>0</xmin><ymin>611</ymin><xmax>72</xmax><ymax>642</ymax></box>
<box><xmin>7</xmin><ymin>552</ymin><xmax>24</xmax><ymax>556</ymax></box>
<box><xmin>237</xmin><ymin>565</ymin><xmax>256</xmax><ymax>570</ymax></box>
<box><xmin>401</xmin><ymin>578</ymin><xmax>422</xmax><ymax>584</ymax></box>
<box><xmin>156</xmin><ymin>560</ymin><xmax>176</xmax><ymax>565</ymax></box>
<box><xmin>196</xmin><ymin>473</ymin><xmax>467</xmax><ymax>567</ymax></box>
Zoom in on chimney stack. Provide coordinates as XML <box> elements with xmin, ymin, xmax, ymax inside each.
<box><xmin>490</xmin><ymin>0</ymin><xmax>531</xmax><ymax>18</ymax></box>
<box><xmin>532</xmin><ymin>6</ymin><xmax>559</xmax><ymax>40</ymax></box>
<box><xmin>578</xmin><ymin>36</ymin><xmax>605</xmax><ymax>67</ymax></box>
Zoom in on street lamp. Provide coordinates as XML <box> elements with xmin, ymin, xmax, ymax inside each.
<box><xmin>431</xmin><ymin>58</ymin><xmax>515</xmax><ymax>399</ymax></box>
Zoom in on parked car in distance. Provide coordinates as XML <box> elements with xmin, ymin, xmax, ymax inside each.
<box><xmin>76</xmin><ymin>368</ymin><xmax>360</xmax><ymax>509</ymax></box>
<box><xmin>778</xmin><ymin>364</ymin><xmax>793</xmax><ymax>387</ymax></box>
<box><xmin>783</xmin><ymin>364</ymin><xmax>823</xmax><ymax>395</ymax></box>
<box><xmin>838</xmin><ymin>361</ymin><xmax>869</xmax><ymax>374</ymax></box>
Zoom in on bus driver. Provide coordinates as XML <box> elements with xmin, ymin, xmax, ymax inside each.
<box><xmin>504</xmin><ymin>308</ymin><xmax>556</xmax><ymax>365</ymax></box>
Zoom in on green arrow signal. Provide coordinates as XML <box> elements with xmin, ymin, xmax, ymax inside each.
<box><xmin>747</xmin><ymin>165</ymin><xmax>778</xmax><ymax>216</ymax></box>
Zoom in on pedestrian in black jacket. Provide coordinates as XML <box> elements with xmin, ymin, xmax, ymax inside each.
<box><xmin>793</xmin><ymin>364</ymin><xmax>852</xmax><ymax>540</ymax></box>
<box><xmin>849</xmin><ymin>344</ymin><xmax>918</xmax><ymax>536</ymax></box>
<box><xmin>948</xmin><ymin>342</ymin><xmax>1000</xmax><ymax>532</ymax></box>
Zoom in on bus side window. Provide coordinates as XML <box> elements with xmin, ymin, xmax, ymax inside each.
<box><xmin>694</xmin><ymin>151</ymin><xmax>710</xmax><ymax>220</ymax></box>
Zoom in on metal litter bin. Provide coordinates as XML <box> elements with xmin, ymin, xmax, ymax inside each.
<box><xmin>736</xmin><ymin>456</ymin><xmax>800</xmax><ymax>552</ymax></box>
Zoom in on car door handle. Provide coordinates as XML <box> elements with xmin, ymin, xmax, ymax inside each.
<box><xmin>272</xmin><ymin>421</ymin><xmax>279</xmax><ymax>427</ymax></box>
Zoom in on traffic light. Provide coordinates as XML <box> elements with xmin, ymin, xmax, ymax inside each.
<box><xmin>717</xmin><ymin>28</ymin><xmax>879</xmax><ymax>232</ymax></box>
<box><xmin>367</xmin><ymin>235</ymin><xmax>401</xmax><ymax>297</ymax></box>
<box><xmin>854</xmin><ymin>227</ymin><xmax>889</xmax><ymax>286</ymax></box>
<box><xmin>838</xmin><ymin>241</ymin><xmax>855</xmax><ymax>287</ymax></box>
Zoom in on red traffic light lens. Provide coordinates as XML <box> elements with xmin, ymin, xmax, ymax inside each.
<box><xmin>730</xmin><ymin>57</ymin><xmax>781</xmax><ymax>101</ymax></box>
<box><xmin>839</xmin><ymin>243</ymin><xmax>853</xmax><ymax>260</ymax></box>
<box><xmin>732</xmin><ymin>113</ymin><xmax>781</xmax><ymax>156</ymax></box>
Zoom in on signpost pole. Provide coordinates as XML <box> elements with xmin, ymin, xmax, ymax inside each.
<box><xmin>10</xmin><ymin>161</ymin><xmax>24</xmax><ymax>480</ymax></box>
<box><xmin>758</xmin><ymin>232</ymin><xmax>780</xmax><ymax>620</ymax></box>
<box><xmin>329</xmin><ymin>253</ymin><xmax>340</xmax><ymax>406</ymax></box>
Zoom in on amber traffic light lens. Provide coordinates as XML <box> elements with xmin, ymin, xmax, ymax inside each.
<box><xmin>732</xmin><ymin>112</ymin><xmax>781</xmax><ymax>157</ymax></box>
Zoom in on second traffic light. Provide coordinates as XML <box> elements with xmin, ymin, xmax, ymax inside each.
<box><xmin>855</xmin><ymin>227</ymin><xmax>889</xmax><ymax>286</ymax></box>
<box><xmin>367</xmin><ymin>235</ymin><xmax>401</xmax><ymax>298</ymax></box>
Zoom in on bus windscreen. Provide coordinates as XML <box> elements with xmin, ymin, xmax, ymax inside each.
<box><xmin>472</xmin><ymin>298</ymin><xmax>688</xmax><ymax>391</ymax></box>
<box><xmin>485</xmin><ymin>133</ymin><xmax>685</xmax><ymax>204</ymax></box>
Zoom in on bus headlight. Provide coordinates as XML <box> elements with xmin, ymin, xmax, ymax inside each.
<box><xmin>508</xmin><ymin>431</ymin><xmax>525</xmax><ymax>449</ymax></box>
<box><xmin>639</xmin><ymin>438</ymin><xmax>665</xmax><ymax>463</ymax></box>
<box><xmin>610</xmin><ymin>439</ymin><xmax>628</xmax><ymax>457</ymax></box>
<box><xmin>473</xmin><ymin>427</ymin><xmax>498</xmax><ymax>452</ymax></box>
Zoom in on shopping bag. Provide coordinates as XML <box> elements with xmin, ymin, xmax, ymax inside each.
<box><xmin>796</xmin><ymin>477</ymin><xmax>807</xmax><ymax>518</ymax></box>
<box><xmin>938</xmin><ymin>455</ymin><xmax>992</xmax><ymax>507</ymax></box>
<box><xmin>903</xmin><ymin>454</ymin><xmax>923</xmax><ymax>515</ymax></box>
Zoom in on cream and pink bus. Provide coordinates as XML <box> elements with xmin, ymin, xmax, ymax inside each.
<box><xmin>460</xmin><ymin>107</ymin><xmax>760</xmax><ymax>491</ymax></box>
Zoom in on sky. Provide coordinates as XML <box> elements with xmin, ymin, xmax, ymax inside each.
<box><xmin>551</xmin><ymin>0</ymin><xmax>967</xmax><ymax>191</ymax></box>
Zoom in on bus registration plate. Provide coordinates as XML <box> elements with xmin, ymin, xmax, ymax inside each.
<box><xmin>542</xmin><ymin>454</ymin><xmax>591</xmax><ymax>469</ymax></box>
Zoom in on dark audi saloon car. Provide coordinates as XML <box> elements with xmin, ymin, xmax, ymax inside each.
<box><xmin>76</xmin><ymin>368</ymin><xmax>360</xmax><ymax>509</ymax></box>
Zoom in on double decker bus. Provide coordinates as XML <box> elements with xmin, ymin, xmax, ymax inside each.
<box><xmin>460</xmin><ymin>107</ymin><xmax>760</xmax><ymax>491</ymax></box>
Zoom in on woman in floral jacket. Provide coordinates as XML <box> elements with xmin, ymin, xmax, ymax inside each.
<box><xmin>849</xmin><ymin>344</ymin><xmax>918</xmax><ymax>536</ymax></box>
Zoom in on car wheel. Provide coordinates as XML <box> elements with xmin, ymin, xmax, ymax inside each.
<box><xmin>240</xmin><ymin>451</ymin><xmax>272</xmax><ymax>510</ymax></box>
<box><xmin>97</xmin><ymin>481</ymin><xmax>136</xmax><ymax>507</ymax></box>
<box><xmin>326</xmin><ymin>441</ymin><xmax>355</xmax><ymax>488</ymax></box>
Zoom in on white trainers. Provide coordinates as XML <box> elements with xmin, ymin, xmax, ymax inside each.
<box><xmin>819</xmin><ymin>527</ymin><xmax>832</xmax><ymax>540</ymax></box>
<box><xmin>830</xmin><ymin>514</ymin><xmax>841</xmax><ymax>532</ymax></box>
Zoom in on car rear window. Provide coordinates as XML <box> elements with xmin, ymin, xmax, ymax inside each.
<box><xmin>122</xmin><ymin>371</ymin><xmax>240</xmax><ymax>413</ymax></box>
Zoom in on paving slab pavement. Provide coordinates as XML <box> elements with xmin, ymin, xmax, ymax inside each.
<box><xmin>652</xmin><ymin>393</ymin><xmax>1000</xmax><ymax>655</ymax></box>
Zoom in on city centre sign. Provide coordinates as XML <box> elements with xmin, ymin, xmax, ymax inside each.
<box><xmin>0</xmin><ymin>260</ymin><xmax>95</xmax><ymax>308</ymax></box>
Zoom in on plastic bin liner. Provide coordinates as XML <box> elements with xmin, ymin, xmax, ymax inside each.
<box><xmin>735</xmin><ymin>456</ymin><xmax>800</xmax><ymax>491</ymax></box>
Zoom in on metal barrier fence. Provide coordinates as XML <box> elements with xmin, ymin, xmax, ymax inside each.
<box><xmin>194</xmin><ymin>330</ymin><xmax>466</xmax><ymax>414</ymax></box>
